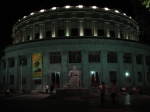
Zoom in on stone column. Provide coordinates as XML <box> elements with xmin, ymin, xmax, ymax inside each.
<box><xmin>125</xmin><ymin>27</ymin><xmax>128</xmax><ymax>39</ymax></box>
<box><xmin>104</xmin><ymin>22</ymin><xmax>110</xmax><ymax>37</ymax></box>
<box><xmin>5</xmin><ymin>58</ymin><xmax>9</xmax><ymax>88</ymax></box>
<box><xmin>26</xmin><ymin>53</ymin><xmax>32</xmax><ymax>90</ymax></box>
<box><xmin>143</xmin><ymin>55</ymin><xmax>147</xmax><ymax>86</ymax></box>
<box><xmin>132</xmin><ymin>53</ymin><xmax>137</xmax><ymax>86</ymax></box>
<box><xmin>51</xmin><ymin>22</ymin><xmax>57</xmax><ymax>37</ymax></box>
<box><xmin>32</xmin><ymin>25</ymin><xmax>35</xmax><ymax>40</ymax></box>
<box><xmin>78</xmin><ymin>19</ymin><xmax>84</xmax><ymax>36</ymax></box>
<box><xmin>42</xmin><ymin>52</ymin><xmax>49</xmax><ymax>89</ymax></box>
<box><xmin>61</xmin><ymin>51</ymin><xmax>68</xmax><ymax>88</ymax></box>
<box><xmin>117</xmin><ymin>52</ymin><xmax>124</xmax><ymax>88</ymax></box>
<box><xmin>92</xmin><ymin>20</ymin><xmax>98</xmax><ymax>36</ymax></box>
<box><xmin>29</xmin><ymin>26</ymin><xmax>33</xmax><ymax>40</ymax></box>
<box><xmin>22</xmin><ymin>29</ymin><xmax>26</xmax><ymax>42</ymax></box>
<box><xmin>100</xmin><ymin>51</ymin><xmax>108</xmax><ymax>83</ymax></box>
<box><xmin>64</xmin><ymin>20</ymin><xmax>71</xmax><ymax>37</ymax></box>
<box><xmin>14</xmin><ymin>56</ymin><xmax>19</xmax><ymax>90</ymax></box>
<box><xmin>115</xmin><ymin>24</ymin><xmax>120</xmax><ymax>38</ymax></box>
<box><xmin>39</xmin><ymin>23</ymin><xmax>44</xmax><ymax>39</ymax></box>
<box><xmin>81</xmin><ymin>50</ymin><xmax>89</xmax><ymax>88</ymax></box>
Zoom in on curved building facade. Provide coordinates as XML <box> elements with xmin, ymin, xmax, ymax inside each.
<box><xmin>1</xmin><ymin>5</ymin><xmax>150</xmax><ymax>91</ymax></box>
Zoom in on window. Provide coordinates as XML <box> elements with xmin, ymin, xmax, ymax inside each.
<box><xmin>98</xmin><ymin>29</ymin><xmax>104</xmax><ymax>36</ymax></box>
<box><xmin>9</xmin><ymin>57</ymin><xmax>15</xmax><ymax>67</ymax></box>
<box><xmin>136</xmin><ymin>54</ymin><xmax>142</xmax><ymax>64</ymax></box>
<box><xmin>10</xmin><ymin>75</ymin><xmax>14</xmax><ymax>85</ymax></box>
<box><xmin>34</xmin><ymin>79</ymin><xmax>41</xmax><ymax>84</ymax></box>
<box><xmin>120</xmin><ymin>32</ymin><xmax>123</xmax><ymax>38</ymax></box>
<box><xmin>49</xmin><ymin>52</ymin><xmax>61</xmax><ymax>64</ymax></box>
<box><xmin>58</xmin><ymin>29</ymin><xmax>64</xmax><ymax>37</ymax></box>
<box><xmin>146</xmin><ymin>56</ymin><xmax>150</xmax><ymax>65</ymax></box>
<box><xmin>3</xmin><ymin>76</ymin><xmax>5</xmax><ymax>85</ymax></box>
<box><xmin>138</xmin><ymin>72</ymin><xmax>142</xmax><ymax>82</ymax></box>
<box><xmin>84</xmin><ymin>28</ymin><xmax>91</xmax><ymax>36</ymax></box>
<box><xmin>51</xmin><ymin>72</ymin><xmax>60</xmax><ymax>88</ymax></box>
<box><xmin>35</xmin><ymin>33</ymin><xmax>39</xmax><ymax>39</ymax></box>
<box><xmin>71</xmin><ymin>28</ymin><xmax>78</xmax><ymax>36</ymax></box>
<box><xmin>89</xmin><ymin>51</ymin><xmax>100</xmax><ymax>62</ymax></box>
<box><xmin>27</xmin><ymin>35</ymin><xmax>30</xmax><ymax>41</ymax></box>
<box><xmin>46</xmin><ymin>30</ymin><xmax>51</xmax><ymax>38</ymax></box>
<box><xmin>107</xmin><ymin>52</ymin><xmax>117</xmax><ymax>63</ymax></box>
<box><xmin>91</xmin><ymin>71</ymin><xmax>99</xmax><ymax>87</ymax></box>
<box><xmin>69</xmin><ymin>51</ymin><xmax>81</xmax><ymax>63</ymax></box>
<box><xmin>123</xmin><ymin>53</ymin><xmax>131</xmax><ymax>63</ymax></box>
<box><xmin>147</xmin><ymin>72</ymin><xmax>150</xmax><ymax>82</ymax></box>
<box><xmin>3</xmin><ymin>60</ymin><xmax>6</xmax><ymax>69</ymax></box>
<box><xmin>110</xmin><ymin>31</ymin><xmax>115</xmax><ymax>37</ymax></box>
<box><xmin>109</xmin><ymin>71</ymin><xmax>117</xmax><ymax>82</ymax></box>
<box><xmin>19</xmin><ymin>55</ymin><xmax>27</xmax><ymax>66</ymax></box>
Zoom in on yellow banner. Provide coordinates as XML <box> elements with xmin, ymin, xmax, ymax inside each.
<box><xmin>32</xmin><ymin>53</ymin><xmax>42</xmax><ymax>78</ymax></box>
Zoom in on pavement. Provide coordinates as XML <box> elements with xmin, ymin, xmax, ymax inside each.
<box><xmin>0</xmin><ymin>93</ymin><xmax>150</xmax><ymax>112</ymax></box>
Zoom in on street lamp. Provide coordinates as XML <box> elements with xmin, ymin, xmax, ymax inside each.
<box><xmin>123</xmin><ymin>59</ymin><xmax>126</xmax><ymax>87</ymax></box>
<box><xmin>20</xmin><ymin>61</ymin><xmax>23</xmax><ymax>94</ymax></box>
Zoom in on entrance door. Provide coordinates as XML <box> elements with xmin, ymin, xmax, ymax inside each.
<box><xmin>91</xmin><ymin>71</ymin><xmax>99</xmax><ymax>87</ymax></box>
<box><xmin>51</xmin><ymin>72</ymin><xmax>60</xmax><ymax>88</ymax></box>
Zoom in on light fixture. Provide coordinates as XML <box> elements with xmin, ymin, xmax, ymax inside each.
<box><xmin>129</xmin><ymin>16</ymin><xmax>132</xmax><ymax>18</ymax></box>
<box><xmin>51</xmin><ymin>7</ymin><xmax>56</xmax><ymax>10</ymax></box>
<box><xmin>123</xmin><ymin>13</ymin><xmax>126</xmax><ymax>15</ymax></box>
<box><xmin>92</xmin><ymin>6</ymin><xmax>97</xmax><ymax>9</ymax></box>
<box><xmin>78</xmin><ymin>5</ymin><xmax>83</xmax><ymax>8</ymax></box>
<box><xmin>23</xmin><ymin>16</ymin><xmax>26</xmax><ymax>18</ymax></box>
<box><xmin>18</xmin><ymin>19</ymin><xmax>20</xmax><ymax>21</ymax></box>
<box><xmin>125</xmin><ymin>72</ymin><xmax>129</xmax><ymax>76</ymax></box>
<box><xmin>40</xmin><ymin>9</ymin><xmax>45</xmax><ymax>12</ymax></box>
<box><xmin>104</xmin><ymin>7</ymin><xmax>109</xmax><ymax>10</ymax></box>
<box><xmin>65</xmin><ymin>5</ymin><xmax>70</xmax><ymax>9</ymax></box>
<box><xmin>115</xmin><ymin>10</ymin><xmax>119</xmax><ymax>13</ymax></box>
<box><xmin>30</xmin><ymin>12</ymin><xmax>34</xmax><ymax>15</ymax></box>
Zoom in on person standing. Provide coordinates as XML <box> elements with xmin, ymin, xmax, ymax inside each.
<box><xmin>100</xmin><ymin>82</ymin><xmax>106</xmax><ymax>105</ymax></box>
<box><xmin>97</xmin><ymin>84</ymin><xmax>101</xmax><ymax>96</ymax></box>
<box><xmin>46</xmin><ymin>84</ymin><xmax>48</xmax><ymax>94</ymax></box>
<box><xmin>111</xmin><ymin>81</ymin><xmax>117</xmax><ymax>107</ymax></box>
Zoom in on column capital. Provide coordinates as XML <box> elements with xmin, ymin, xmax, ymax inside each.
<box><xmin>101</xmin><ymin>50</ymin><xmax>108</xmax><ymax>55</ymax></box>
<box><xmin>117</xmin><ymin>51</ymin><xmax>124</xmax><ymax>55</ymax></box>
<box><xmin>14</xmin><ymin>56</ymin><xmax>19</xmax><ymax>59</ymax></box>
<box><xmin>78</xmin><ymin>19</ymin><xmax>84</xmax><ymax>22</ymax></box>
<box><xmin>42</xmin><ymin>52</ymin><xmax>49</xmax><ymax>56</ymax></box>
<box><xmin>61</xmin><ymin>51</ymin><xmax>68</xmax><ymax>55</ymax></box>
<box><xmin>81</xmin><ymin>50</ymin><xmax>88</xmax><ymax>54</ymax></box>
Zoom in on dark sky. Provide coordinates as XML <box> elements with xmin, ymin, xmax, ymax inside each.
<box><xmin>0</xmin><ymin>0</ymin><xmax>133</xmax><ymax>49</ymax></box>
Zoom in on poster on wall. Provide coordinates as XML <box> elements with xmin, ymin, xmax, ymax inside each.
<box><xmin>32</xmin><ymin>53</ymin><xmax>42</xmax><ymax>78</ymax></box>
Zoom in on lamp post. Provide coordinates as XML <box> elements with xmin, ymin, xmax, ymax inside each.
<box><xmin>20</xmin><ymin>61</ymin><xmax>23</xmax><ymax>94</ymax></box>
<box><xmin>123</xmin><ymin>59</ymin><xmax>126</xmax><ymax>87</ymax></box>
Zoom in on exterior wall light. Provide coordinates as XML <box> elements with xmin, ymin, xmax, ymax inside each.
<box><xmin>78</xmin><ymin>5</ymin><xmax>83</xmax><ymax>8</ymax></box>
<box><xmin>23</xmin><ymin>16</ymin><xmax>26</xmax><ymax>18</ymax></box>
<box><xmin>115</xmin><ymin>10</ymin><xmax>119</xmax><ymax>13</ymax></box>
<box><xmin>123</xmin><ymin>13</ymin><xmax>126</xmax><ymax>15</ymax></box>
<box><xmin>52</xmin><ymin>7</ymin><xmax>56</xmax><ymax>10</ymax></box>
<box><xmin>40</xmin><ymin>9</ymin><xmax>45</xmax><ymax>12</ymax></box>
<box><xmin>65</xmin><ymin>5</ymin><xmax>70</xmax><ymax>9</ymax></box>
<box><xmin>30</xmin><ymin>12</ymin><xmax>34</xmax><ymax>15</ymax></box>
<box><xmin>129</xmin><ymin>16</ymin><xmax>132</xmax><ymax>18</ymax></box>
<box><xmin>104</xmin><ymin>7</ymin><xmax>109</xmax><ymax>10</ymax></box>
<box><xmin>92</xmin><ymin>6</ymin><xmax>97</xmax><ymax>9</ymax></box>
<box><xmin>18</xmin><ymin>19</ymin><xmax>20</xmax><ymax>21</ymax></box>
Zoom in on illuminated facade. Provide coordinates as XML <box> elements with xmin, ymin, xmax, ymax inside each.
<box><xmin>0</xmin><ymin>5</ymin><xmax>150</xmax><ymax>91</ymax></box>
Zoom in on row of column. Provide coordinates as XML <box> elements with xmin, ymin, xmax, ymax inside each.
<box><xmin>13</xmin><ymin>20</ymin><xmax>138</xmax><ymax>44</ymax></box>
<box><xmin>1</xmin><ymin>51</ymin><xmax>147</xmax><ymax>89</ymax></box>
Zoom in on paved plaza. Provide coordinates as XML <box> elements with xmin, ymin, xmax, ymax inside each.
<box><xmin>0</xmin><ymin>93</ymin><xmax>150</xmax><ymax>112</ymax></box>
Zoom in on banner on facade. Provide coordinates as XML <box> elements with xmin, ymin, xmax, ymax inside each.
<box><xmin>32</xmin><ymin>53</ymin><xmax>42</xmax><ymax>78</ymax></box>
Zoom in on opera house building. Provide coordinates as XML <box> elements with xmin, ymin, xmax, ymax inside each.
<box><xmin>1</xmin><ymin>5</ymin><xmax>150</xmax><ymax>92</ymax></box>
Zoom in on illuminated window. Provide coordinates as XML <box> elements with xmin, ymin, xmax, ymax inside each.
<box><xmin>89</xmin><ymin>51</ymin><xmax>100</xmax><ymax>62</ymax></box>
<box><xmin>136</xmin><ymin>54</ymin><xmax>142</xmax><ymax>64</ymax></box>
<box><xmin>138</xmin><ymin>72</ymin><xmax>142</xmax><ymax>82</ymax></box>
<box><xmin>109</xmin><ymin>71</ymin><xmax>117</xmax><ymax>82</ymax></box>
<box><xmin>49</xmin><ymin>52</ymin><xmax>61</xmax><ymax>64</ymax></box>
<box><xmin>69</xmin><ymin>51</ymin><xmax>81</xmax><ymax>63</ymax></box>
<box><xmin>123</xmin><ymin>53</ymin><xmax>131</xmax><ymax>63</ymax></box>
<box><xmin>107</xmin><ymin>52</ymin><xmax>117</xmax><ymax>63</ymax></box>
<box><xmin>91</xmin><ymin>71</ymin><xmax>99</xmax><ymax>87</ymax></box>
<box><xmin>10</xmin><ymin>75</ymin><xmax>14</xmax><ymax>85</ymax></box>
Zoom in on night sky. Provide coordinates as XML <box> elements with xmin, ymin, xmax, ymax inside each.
<box><xmin>0</xmin><ymin>0</ymin><xmax>133</xmax><ymax>49</ymax></box>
